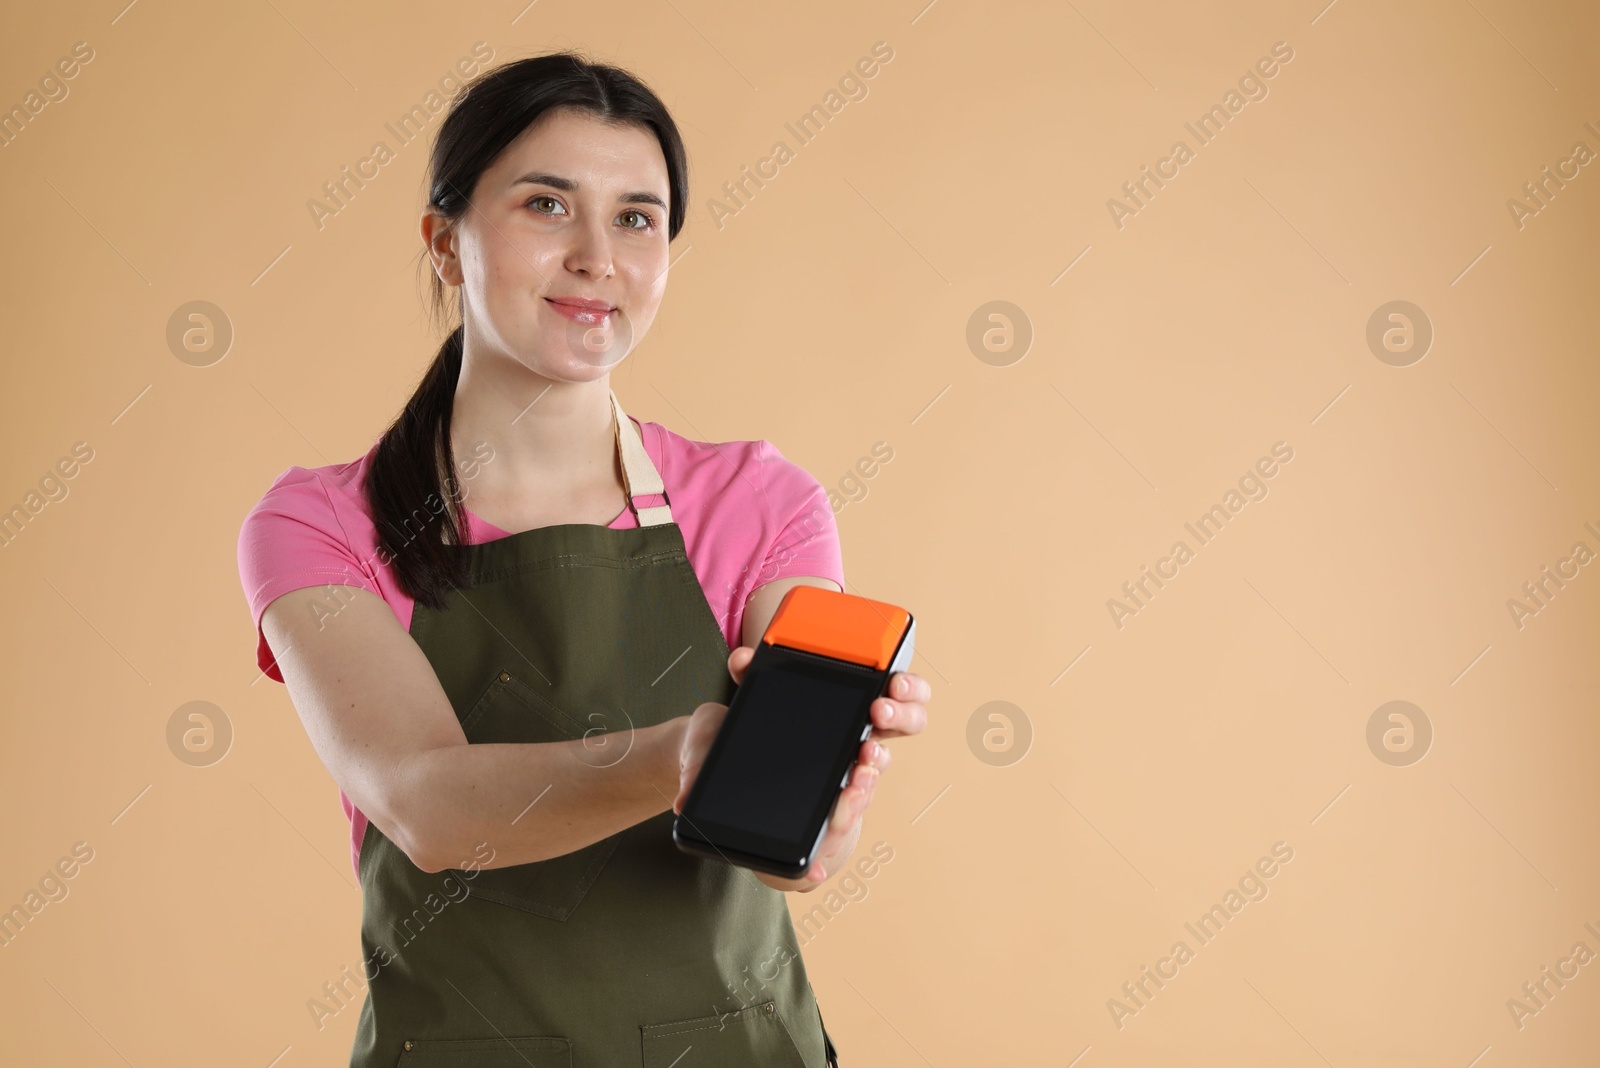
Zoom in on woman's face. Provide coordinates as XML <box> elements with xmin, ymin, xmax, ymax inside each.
<box><xmin>425</xmin><ymin>106</ymin><xmax>672</xmax><ymax>379</ymax></box>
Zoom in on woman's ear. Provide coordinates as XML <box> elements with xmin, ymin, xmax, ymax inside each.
<box><xmin>421</xmin><ymin>209</ymin><xmax>463</xmax><ymax>287</ymax></box>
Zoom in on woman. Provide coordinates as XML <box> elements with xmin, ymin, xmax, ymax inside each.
<box><xmin>237</xmin><ymin>52</ymin><xmax>930</xmax><ymax>1068</ymax></box>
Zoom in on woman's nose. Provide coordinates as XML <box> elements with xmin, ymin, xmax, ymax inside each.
<box><xmin>564</xmin><ymin>217</ymin><xmax>615</xmax><ymax>278</ymax></box>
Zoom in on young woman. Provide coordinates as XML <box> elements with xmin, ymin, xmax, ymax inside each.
<box><xmin>237</xmin><ymin>52</ymin><xmax>930</xmax><ymax>1068</ymax></box>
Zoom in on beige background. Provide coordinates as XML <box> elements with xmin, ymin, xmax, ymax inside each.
<box><xmin>2</xmin><ymin>0</ymin><xmax>1598</xmax><ymax>1064</ymax></box>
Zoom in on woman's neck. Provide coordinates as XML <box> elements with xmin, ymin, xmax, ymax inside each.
<box><xmin>448</xmin><ymin>356</ymin><xmax>624</xmax><ymax>529</ymax></box>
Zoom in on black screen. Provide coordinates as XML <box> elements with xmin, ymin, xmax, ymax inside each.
<box><xmin>691</xmin><ymin>661</ymin><xmax>874</xmax><ymax>844</ymax></box>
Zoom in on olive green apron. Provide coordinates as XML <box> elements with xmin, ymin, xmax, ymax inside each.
<box><xmin>348</xmin><ymin>389</ymin><xmax>842</xmax><ymax>1067</ymax></box>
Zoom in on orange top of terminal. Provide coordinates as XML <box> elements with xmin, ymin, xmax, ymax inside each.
<box><xmin>762</xmin><ymin>585</ymin><xmax>910</xmax><ymax>670</ymax></box>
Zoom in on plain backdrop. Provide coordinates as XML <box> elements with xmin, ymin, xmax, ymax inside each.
<box><xmin>1</xmin><ymin>1</ymin><xmax>1597</xmax><ymax>1064</ymax></box>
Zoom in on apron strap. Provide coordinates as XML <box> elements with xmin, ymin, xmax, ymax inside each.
<box><xmin>610</xmin><ymin>388</ymin><xmax>674</xmax><ymax>527</ymax></box>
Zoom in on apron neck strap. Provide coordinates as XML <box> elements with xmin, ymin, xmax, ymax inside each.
<box><xmin>610</xmin><ymin>388</ymin><xmax>674</xmax><ymax>527</ymax></box>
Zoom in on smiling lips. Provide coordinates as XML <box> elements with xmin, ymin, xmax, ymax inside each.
<box><xmin>545</xmin><ymin>297</ymin><xmax>615</xmax><ymax>325</ymax></box>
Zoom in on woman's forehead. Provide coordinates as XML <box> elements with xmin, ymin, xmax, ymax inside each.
<box><xmin>491</xmin><ymin>109</ymin><xmax>668</xmax><ymax>193</ymax></box>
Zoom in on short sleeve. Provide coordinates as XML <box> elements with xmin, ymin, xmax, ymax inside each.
<box><xmin>755</xmin><ymin>440</ymin><xmax>845</xmax><ymax>589</ymax></box>
<box><xmin>237</xmin><ymin>469</ymin><xmax>381</xmax><ymax>682</ymax></box>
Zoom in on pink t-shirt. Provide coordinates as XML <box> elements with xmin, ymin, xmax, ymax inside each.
<box><xmin>237</xmin><ymin>415</ymin><xmax>844</xmax><ymax>875</ymax></box>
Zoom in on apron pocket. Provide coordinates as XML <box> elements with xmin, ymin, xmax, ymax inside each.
<box><xmin>452</xmin><ymin>668</ymin><xmax>622</xmax><ymax>922</ymax></box>
<box><xmin>460</xmin><ymin>669</ymin><xmax>587</xmax><ymax>743</ymax></box>
<box><xmin>461</xmin><ymin>835</ymin><xmax>621</xmax><ymax>922</ymax></box>
<box><xmin>396</xmin><ymin>1035</ymin><xmax>571</xmax><ymax>1066</ymax></box>
<box><xmin>640</xmin><ymin>1000</ymin><xmax>807</xmax><ymax>1068</ymax></box>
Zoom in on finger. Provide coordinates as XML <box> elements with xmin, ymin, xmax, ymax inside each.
<box><xmin>888</xmin><ymin>671</ymin><xmax>931</xmax><ymax>705</ymax></box>
<box><xmin>810</xmin><ymin>771</ymin><xmax>874</xmax><ymax>875</ymax></box>
<box><xmin>727</xmin><ymin>645</ymin><xmax>756</xmax><ymax>684</ymax></box>
<box><xmin>858</xmin><ymin>737</ymin><xmax>892</xmax><ymax>771</ymax></box>
<box><xmin>675</xmin><ymin>755</ymin><xmax>705</xmax><ymax>813</ymax></box>
<box><xmin>823</xmin><ymin>767</ymin><xmax>876</xmax><ymax>844</ymax></box>
<box><xmin>870</xmin><ymin>696</ymin><xmax>926</xmax><ymax>738</ymax></box>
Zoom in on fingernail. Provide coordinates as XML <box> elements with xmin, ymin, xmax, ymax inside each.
<box><xmin>881</xmin><ymin>702</ymin><xmax>895</xmax><ymax>724</ymax></box>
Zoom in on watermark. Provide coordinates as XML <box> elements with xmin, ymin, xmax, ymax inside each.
<box><xmin>0</xmin><ymin>441</ymin><xmax>95</xmax><ymax>550</ymax></box>
<box><xmin>1107</xmin><ymin>840</ymin><xmax>1294</xmax><ymax>1029</ymax></box>
<box><xmin>794</xmin><ymin>839</ymin><xmax>896</xmax><ymax>946</ymax></box>
<box><xmin>826</xmin><ymin>441</ymin><xmax>895</xmax><ymax>514</ymax></box>
<box><xmin>1506</xmin><ymin>123</ymin><xmax>1598</xmax><ymax>231</ymax></box>
<box><xmin>705</xmin><ymin>41</ymin><xmax>895</xmax><ymax>230</ymax></box>
<box><xmin>1106</xmin><ymin>41</ymin><xmax>1295</xmax><ymax>230</ymax></box>
<box><xmin>474</xmin><ymin>665</ymin><xmax>634</xmax><ymax>771</ymax></box>
<box><xmin>1365</xmin><ymin>300</ymin><xmax>1432</xmax><ymax>366</ymax></box>
<box><xmin>702</xmin><ymin>932</ymin><xmax>825</xmax><ymax>1035</ymax></box>
<box><xmin>166</xmin><ymin>701</ymin><xmax>233</xmax><ymax>768</ymax></box>
<box><xmin>304</xmin><ymin>842</ymin><xmax>494</xmax><ymax>1031</ymax></box>
<box><xmin>250</xmin><ymin>442</ymin><xmax>496</xmax><ymax>682</ymax></box>
<box><xmin>1506</xmin><ymin>522</ymin><xmax>1598</xmax><ymax>630</ymax></box>
<box><xmin>558</xmin><ymin>303</ymin><xmax>634</xmax><ymax>370</ymax></box>
<box><xmin>166</xmin><ymin>300</ymin><xmax>233</xmax><ymax>366</ymax></box>
<box><xmin>1365</xmin><ymin>700</ymin><xmax>1431</xmax><ymax>767</ymax></box>
<box><xmin>1505</xmin><ymin>921</ymin><xmax>1600</xmax><ymax>1031</ymax></box>
<box><xmin>1106</xmin><ymin>442</ymin><xmax>1295</xmax><ymax>629</ymax></box>
<box><xmin>966</xmin><ymin>301</ymin><xmax>1032</xmax><ymax>367</ymax></box>
<box><xmin>306</xmin><ymin>42</ymin><xmax>495</xmax><ymax>231</ymax></box>
<box><xmin>301</xmin><ymin>441</ymin><xmax>494</xmax><ymax>633</ymax></box>
<box><xmin>714</xmin><ymin>944</ymin><xmax>802</xmax><ymax>1028</ymax></box>
<box><xmin>0</xmin><ymin>41</ymin><xmax>95</xmax><ymax>150</ymax></box>
<box><xmin>0</xmin><ymin>841</ymin><xmax>95</xmax><ymax>949</ymax></box>
<box><xmin>966</xmin><ymin>701</ymin><xmax>1031</xmax><ymax>767</ymax></box>
<box><xmin>369</xmin><ymin>438</ymin><xmax>496</xmax><ymax>571</ymax></box>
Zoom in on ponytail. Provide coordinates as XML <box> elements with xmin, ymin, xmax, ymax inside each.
<box><xmin>366</xmin><ymin>326</ymin><xmax>470</xmax><ymax>610</ymax></box>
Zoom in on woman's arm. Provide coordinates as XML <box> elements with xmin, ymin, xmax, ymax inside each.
<box><xmin>262</xmin><ymin>584</ymin><xmax>688</xmax><ymax>874</ymax></box>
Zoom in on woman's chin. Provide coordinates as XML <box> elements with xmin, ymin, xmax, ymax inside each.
<box><xmin>557</xmin><ymin>310</ymin><xmax>634</xmax><ymax>371</ymax></box>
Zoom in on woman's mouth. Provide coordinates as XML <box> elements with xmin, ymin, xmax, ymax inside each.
<box><xmin>545</xmin><ymin>297</ymin><xmax>615</xmax><ymax>325</ymax></box>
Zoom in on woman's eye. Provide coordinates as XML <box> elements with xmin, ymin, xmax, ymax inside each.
<box><xmin>528</xmin><ymin>195</ymin><xmax>565</xmax><ymax>216</ymax></box>
<box><xmin>618</xmin><ymin>209</ymin><xmax>655</xmax><ymax>231</ymax></box>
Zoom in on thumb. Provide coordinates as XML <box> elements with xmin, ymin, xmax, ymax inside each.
<box><xmin>674</xmin><ymin>758</ymin><xmax>697</xmax><ymax>814</ymax></box>
<box><xmin>727</xmin><ymin>645</ymin><xmax>756</xmax><ymax>684</ymax></box>
<box><xmin>673</xmin><ymin>748</ymin><xmax>697</xmax><ymax>815</ymax></box>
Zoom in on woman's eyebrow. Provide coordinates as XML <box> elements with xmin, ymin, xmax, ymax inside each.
<box><xmin>512</xmin><ymin>172</ymin><xmax>667</xmax><ymax>209</ymax></box>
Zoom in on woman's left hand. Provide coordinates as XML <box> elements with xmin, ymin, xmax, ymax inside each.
<box><xmin>717</xmin><ymin>645</ymin><xmax>930</xmax><ymax>892</ymax></box>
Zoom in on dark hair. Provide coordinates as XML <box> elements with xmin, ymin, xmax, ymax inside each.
<box><xmin>365</xmin><ymin>51</ymin><xmax>689</xmax><ymax>610</ymax></box>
